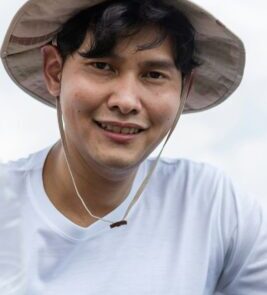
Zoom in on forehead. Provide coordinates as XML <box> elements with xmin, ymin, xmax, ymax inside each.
<box><xmin>80</xmin><ymin>25</ymin><xmax>175</xmax><ymax>60</ymax></box>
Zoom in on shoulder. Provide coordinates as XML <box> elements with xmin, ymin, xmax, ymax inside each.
<box><xmin>146</xmin><ymin>157</ymin><xmax>255</xmax><ymax>203</ymax></box>
<box><xmin>148</xmin><ymin>156</ymin><xmax>222</xmax><ymax>176</ymax></box>
<box><xmin>146</xmin><ymin>156</ymin><xmax>225</xmax><ymax>192</ymax></box>
<box><xmin>0</xmin><ymin>145</ymin><xmax>52</xmax><ymax>190</ymax></box>
<box><xmin>1</xmin><ymin>145</ymin><xmax>51</xmax><ymax>174</ymax></box>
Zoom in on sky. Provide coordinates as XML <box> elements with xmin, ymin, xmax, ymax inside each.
<box><xmin>0</xmin><ymin>0</ymin><xmax>266</xmax><ymax>205</ymax></box>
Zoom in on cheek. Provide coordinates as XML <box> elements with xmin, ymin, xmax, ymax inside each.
<box><xmin>149</xmin><ymin>93</ymin><xmax>180</xmax><ymax>128</ymax></box>
<box><xmin>61</xmin><ymin>80</ymin><xmax>104</xmax><ymax>114</ymax></box>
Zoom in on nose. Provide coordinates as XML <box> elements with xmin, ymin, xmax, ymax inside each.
<box><xmin>107</xmin><ymin>74</ymin><xmax>142</xmax><ymax>115</ymax></box>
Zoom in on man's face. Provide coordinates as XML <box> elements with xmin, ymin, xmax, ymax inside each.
<box><xmin>48</xmin><ymin>26</ymin><xmax>182</xmax><ymax>173</ymax></box>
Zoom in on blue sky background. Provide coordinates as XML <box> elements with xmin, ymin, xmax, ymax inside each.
<box><xmin>0</xmin><ymin>0</ymin><xmax>266</xmax><ymax>205</ymax></box>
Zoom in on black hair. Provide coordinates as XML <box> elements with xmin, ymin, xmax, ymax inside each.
<box><xmin>56</xmin><ymin>0</ymin><xmax>200</xmax><ymax>76</ymax></box>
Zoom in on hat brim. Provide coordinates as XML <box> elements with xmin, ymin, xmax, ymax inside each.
<box><xmin>1</xmin><ymin>0</ymin><xmax>245</xmax><ymax>113</ymax></box>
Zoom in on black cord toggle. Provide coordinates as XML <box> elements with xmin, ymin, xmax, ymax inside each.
<box><xmin>110</xmin><ymin>220</ymin><xmax>127</xmax><ymax>229</ymax></box>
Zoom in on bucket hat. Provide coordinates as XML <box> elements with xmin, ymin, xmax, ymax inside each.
<box><xmin>1</xmin><ymin>0</ymin><xmax>245</xmax><ymax>113</ymax></box>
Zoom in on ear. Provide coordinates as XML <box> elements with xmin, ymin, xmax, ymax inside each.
<box><xmin>41</xmin><ymin>45</ymin><xmax>63</xmax><ymax>97</ymax></box>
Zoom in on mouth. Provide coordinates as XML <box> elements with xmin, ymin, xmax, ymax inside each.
<box><xmin>94</xmin><ymin>121</ymin><xmax>145</xmax><ymax>135</ymax></box>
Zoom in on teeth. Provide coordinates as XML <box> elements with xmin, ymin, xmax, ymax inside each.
<box><xmin>101</xmin><ymin>123</ymin><xmax>107</xmax><ymax>129</ymax></box>
<box><xmin>99</xmin><ymin>123</ymin><xmax>140</xmax><ymax>134</ymax></box>
<box><xmin>121</xmin><ymin>128</ymin><xmax>130</xmax><ymax>134</ymax></box>
<box><xmin>113</xmin><ymin>126</ymin><xmax>121</xmax><ymax>133</ymax></box>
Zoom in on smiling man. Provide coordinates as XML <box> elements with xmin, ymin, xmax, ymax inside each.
<box><xmin>1</xmin><ymin>0</ymin><xmax>267</xmax><ymax>294</ymax></box>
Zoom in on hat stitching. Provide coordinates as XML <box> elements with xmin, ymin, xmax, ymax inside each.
<box><xmin>10</xmin><ymin>31</ymin><xmax>58</xmax><ymax>46</ymax></box>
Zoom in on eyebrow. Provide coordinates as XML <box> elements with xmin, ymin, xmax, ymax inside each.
<box><xmin>140</xmin><ymin>60</ymin><xmax>177</xmax><ymax>71</ymax></box>
<box><xmin>109</xmin><ymin>52</ymin><xmax>177</xmax><ymax>70</ymax></box>
<box><xmin>106</xmin><ymin>53</ymin><xmax>177</xmax><ymax>71</ymax></box>
<box><xmin>80</xmin><ymin>51</ymin><xmax>177</xmax><ymax>71</ymax></box>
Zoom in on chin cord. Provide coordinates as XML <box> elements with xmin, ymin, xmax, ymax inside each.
<box><xmin>56</xmin><ymin>72</ymin><xmax>194</xmax><ymax>229</ymax></box>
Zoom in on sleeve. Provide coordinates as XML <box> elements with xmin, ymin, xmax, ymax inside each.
<box><xmin>215</xmin><ymin>174</ymin><xmax>267</xmax><ymax>295</ymax></box>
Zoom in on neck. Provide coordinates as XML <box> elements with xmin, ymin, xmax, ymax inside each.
<box><xmin>43</xmin><ymin>141</ymin><xmax>138</xmax><ymax>227</ymax></box>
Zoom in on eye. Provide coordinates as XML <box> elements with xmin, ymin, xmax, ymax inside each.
<box><xmin>144</xmin><ymin>71</ymin><xmax>165</xmax><ymax>79</ymax></box>
<box><xmin>91</xmin><ymin>62</ymin><xmax>113</xmax><ymax>71</ymax></box>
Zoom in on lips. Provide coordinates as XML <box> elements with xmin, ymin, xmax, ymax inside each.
<box><xmin>94</xmin><ymin>120</ymin><xmax>145</xmax><ymax>135</ymax></box>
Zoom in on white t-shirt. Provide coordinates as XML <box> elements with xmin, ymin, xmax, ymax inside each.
<box><xmin>1</xmin><ymin>145</ymin><xmax>267</xmax><ymax>294</ymax></box>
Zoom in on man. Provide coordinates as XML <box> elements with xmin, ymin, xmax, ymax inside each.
<box><xmin>1</xmin><ymin>0</ymin><xmax>267</xmax><ymax>294</ymax></box>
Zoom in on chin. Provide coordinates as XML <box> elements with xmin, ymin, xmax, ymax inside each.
<box><xmin>95</xmin><ymin>152</ymin><xmax>144</xmax><ymax>173</ymax></box>
<box><xmin>81</xmin><ymin>142</ymin><xmax>151</xmax><ymax>175</ymax></box>
<box><xmin>102</xmin><ymin>157</ymin><xmax>139</xmax><ymax>170</ymax></box>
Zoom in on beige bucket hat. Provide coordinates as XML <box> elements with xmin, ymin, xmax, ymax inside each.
<box><xmin>0</xmin><ymin>0</ymin><xmax>245</xmax><ymax>113</ymax></box>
